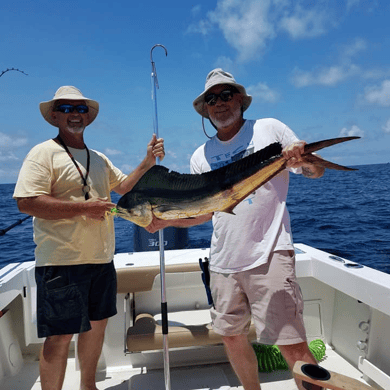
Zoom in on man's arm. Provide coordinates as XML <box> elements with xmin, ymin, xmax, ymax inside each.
<box><xmin>17</xmin><ymin>195</ymin><xmax>116</xmax><ymax>221</ymax></box>
<box><xmin>145</xmin><ymin>213</ymin><xmax>213</xmax><ymax>234</ymax></box>
<box><xmin>112</xmin><ymin>134</ymin><xmax>165</xmax><ymax>195</ymax></box>
<box><xmin>283</xmin><ymin>141</ymin><xmax>325</xmax><ymax>179</ymax></box>
<box><xmin>300</xmin><ymin>162</ymin><xmax>324</xmax><ymax>179</ymax></box>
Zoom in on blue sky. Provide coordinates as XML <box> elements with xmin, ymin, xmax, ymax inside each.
<box><xmin>1</xmin><ymin>0</ymin><xmax>390</xmax><ymax>184</ymax></box>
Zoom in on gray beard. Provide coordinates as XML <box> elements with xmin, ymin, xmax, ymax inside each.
<box><xmin>65</xmin><ymin>124</ymin><xmax>85</xmax><ymax>134</ymax></box>
<box><xmin>210</xmin><ymin>108</ymin><xmax>242</xmax><ymax>130</ymax></box>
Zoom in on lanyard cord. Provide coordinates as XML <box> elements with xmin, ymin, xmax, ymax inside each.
<box><xmin>56</xmin><ymin>135</ymin><xmax>91</xmax><ymax>200</ymax></box>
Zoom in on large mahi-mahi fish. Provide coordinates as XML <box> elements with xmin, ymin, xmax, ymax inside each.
<box><xmin>116</xmin><ymin>136</ymin><xmax>359</xmax><ymax>227</ymax></box>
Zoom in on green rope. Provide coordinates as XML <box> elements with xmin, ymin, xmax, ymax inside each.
<box><xmin>253</xmin><ymin>339</ymin><xmax>326</xmax><ymax>373</ymax></box>
<box><xmin>309</xmin><ymin>339</ymin><xmax>327</xmax><ymax>361</ymax></box>
<box><xmin>253</xmin><ymin>344</ymin><xmax>288</xmax><ymax>372</ymax></box>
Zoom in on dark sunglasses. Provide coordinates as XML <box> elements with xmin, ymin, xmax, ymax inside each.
<box><xmin>55</xmin><ymin>104</ymin><xmax>89</xmax><ymax>114</ymax></box>
<box><xmin>204</xmin><ymin>89</ymin><xmax>236</xmax><ymax>106</ymax></box>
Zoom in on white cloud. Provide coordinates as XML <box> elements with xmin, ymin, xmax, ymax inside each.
<box><xmin>291</xmin><ymin>37</ymin><xmax>390</xmax><ymax>89</ymax></box>
<box><xmin>341</xmin><ymin>38</ymin><xmax>367</xmax><ymax>61</ymax></box>
<box><xmin>191</xmin><ymin>5</ymin><xmax>202</xmax><ymax>17</ymax></box>
<box><xmin>290</xmin><ymin>38</ymin><xmax>367</xmax><ymax>87</ymax></box>
<box><xmin>291</xmin><ymin>65</ymin><xmax>360</xmax><ymax>87</ymax></box>
<box><xmin>0</xmin><ymin>168</ymin><xmax>22</xmax><ymax>183</ymax></box>
<box><xmin>186</xmin><ymin>18</ymin><xmax>213</xmax><ymax>35</ymax></box>
<box><xmin>339</xmin><ymin>125</ymin><xmax>365</xmax><ymax>138</ymax></box>
<box><xmin>120</xmin><ymin>164</ymin><xmax>134</xmax><ymax>175</ymax></box>
<box><xmin>346</xmin><ymin>0</ymin><xmax>360</xmax><ymax>12</ymax></box>
<box><xmin>363</xmin><ymin>80</ymin><xmax>390</xmax><ymax>107</ymax></box>
<box><xmin>188</xmin><ymin>0</ymin><xmax>340</xmax><ymax>63</ymax></box>
<box><xmin>0</xmin><ymin>132</ymin><xmax>28</xmax><ymax>149</ymax></box>
<box><xmin>382</xmin><ymin>119</ymin><xmax>390</xmax><ymax>133</ymax></box>
<box><xmin>318</xmin><ymin>67</ymin><xmax>348</xmax><ymax>86</ymax></box>
<box><xmin>167</xmin><ymin>150</ymin><xmax>177</xmax><ymax>159</ymax></box>
<box><xmin>246</xmin><ymin>82</ymin><xmax>280</xmax><ymax>103</ymax></box>
<box><xmin>104</xmin><ymin>148</ymin><xmax>123</xmax><ymax>156</ymax></box>
<box><xmin>279</xmin><ymin>4</ymin><xmax>332</xmax><ymax>39</ymax></box>
<box><xmin>214</xmin><ymin>56</ymin><xmax>235</xmax><ymax>72</ymax></box>
<box><xmin>361</xmin><ymin>68</ymin><xmax>390</xmax><ymax>80</ymax></box>
<box><xmin>207</xmin><ymin>0</ymin><xmax>276</xmax><ymax>62</ymax></box>
<box><xmin>0</xmin><ymin>151</ymin><xmax>19</xmax><ymax>161</ymax></box>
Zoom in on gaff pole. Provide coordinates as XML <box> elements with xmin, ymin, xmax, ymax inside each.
<box><xmin>150</xmin><ymin>44</ymin><xmax>170</xmax><ymax>390</ymax></box>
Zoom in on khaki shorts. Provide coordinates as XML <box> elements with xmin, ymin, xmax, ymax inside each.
<box><xmin>210</xmin><ymin>250</ymin><xmax>307</xmax><ymax>345</ymax></box>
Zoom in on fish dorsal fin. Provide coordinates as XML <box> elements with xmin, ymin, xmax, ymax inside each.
<box><xmin>132</xmin><ymin>142</ymin><xmax>283</xmax><ymax>195</ymax></box>
<box><xmin>214</xmin><ymin>142</ymin><xmax>282</xmax><ymax>190</ymax></box>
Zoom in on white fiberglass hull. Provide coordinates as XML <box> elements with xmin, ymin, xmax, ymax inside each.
<box><xmin>1</xmin><ymin>244</ymin><xmax>389</xmax><ymax>389</ymax></box>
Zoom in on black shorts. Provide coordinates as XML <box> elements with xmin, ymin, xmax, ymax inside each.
<box><xmin>35</xmin><ymin>261</ymin><xmax>117</xmax><ymax>338</ymax></box>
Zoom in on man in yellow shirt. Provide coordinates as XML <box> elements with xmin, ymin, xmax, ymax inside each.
<box><xmin>13</xmin><ymin>86</ymin><xmax>164</xmax><ymax>390</ymax></box>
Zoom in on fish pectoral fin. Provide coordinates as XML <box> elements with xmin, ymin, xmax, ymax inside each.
<box><xmin>303</xmin><ymin>153</ymin><xmax>358</xmax><ymax>171</ymax></box>
<box><xmin>154</xmin><ymin>205</ymin><xmax>183</xmax><ymax>213</ymax></box>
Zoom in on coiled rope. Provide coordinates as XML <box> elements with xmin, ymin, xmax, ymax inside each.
<box><xmin>253</xmin><ymin>339</ymin><xmax>326</xmax><ymax>372</ymax></box>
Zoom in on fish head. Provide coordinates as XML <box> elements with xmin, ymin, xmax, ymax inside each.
<box><xmin>116</xmin><ymin>194</ymin><xmax>153</xmax><ymax>227</ymax></box>
<box><xmin>116</xmin><ymin>202</ymin><xmax>153</xmax><ymax>227</ymax></box>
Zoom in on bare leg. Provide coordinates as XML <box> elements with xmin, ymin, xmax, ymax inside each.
<box><xmin>40</xmin><ymin>334</ymin><xmax>74</xmax><ymax>390</ymax></box>
<box><xmin>278</xmin><ymin>342</ymin><xmax>322</xmax><ymax>390</ymax></box>
<box><xmin>222</xmin><ymin>334</ymin><xmax>261</xmax><ymax>390</ymax></box>
<box><xmin>78</xmin><ymin>319</ymin><xmax>108</xmax><ymax>390</ymax></box>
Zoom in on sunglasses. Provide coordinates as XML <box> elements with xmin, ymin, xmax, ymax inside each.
<box><xmin>55</xmin><ymin>104</ymin><xmax>89</xmax><ymax>114</ymax></box>
<box><xmin>204</xmin><ymin>89</ymin><xmax>236</xmax><ymax>106</ymax></box>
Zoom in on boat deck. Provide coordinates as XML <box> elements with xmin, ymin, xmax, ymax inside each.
<box><xmin>2</xmin><ymin>245</ymin><xmax>389</xmax><ymax>389</ymax></box>
<box><xmin>3</xmin><ymin>346</ymin><xmax>372</xmax><ymax>390</ymax></box>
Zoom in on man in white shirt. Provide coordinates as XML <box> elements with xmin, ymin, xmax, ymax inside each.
<box><xmin>146</xmin><ymin>69</ymin><xmax>324</xmax><ymax>390</ymax></box>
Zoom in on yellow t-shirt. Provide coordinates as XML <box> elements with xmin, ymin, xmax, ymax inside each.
<box><xmin>13</xmin><ymin>139</ymin><xmax>128</xmax><ymax>266</ymax></box>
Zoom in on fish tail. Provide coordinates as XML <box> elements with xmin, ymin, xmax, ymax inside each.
<box><xmin>303</xmin><ymin>154</ymin><xmax>358</xmax><ymax>171</ymax></box>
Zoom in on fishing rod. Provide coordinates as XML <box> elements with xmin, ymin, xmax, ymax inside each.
<box><xmin>0</xmin><ymin>215</ymin><xmax>32</xmax><ymax>236</ymax></box>
<box><xmin>0</xmin><ymin>67</ymin><xmax>30</xmax><ymax>236</ymax></box>
<box><xmin>150</xmin><ymin>43</ymin><xmax>171</xmax><ymax>390</ymax></box>
<box><xmin>0</xmin><ymin>68</ymin><xmax>28</xmax><ymax>78</ymax></box>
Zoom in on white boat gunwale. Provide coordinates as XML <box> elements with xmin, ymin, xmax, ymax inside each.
<box><xmin>1</xmin><ymin>244</ymin><xmax>390</xmax><ymax>389</ymax></box>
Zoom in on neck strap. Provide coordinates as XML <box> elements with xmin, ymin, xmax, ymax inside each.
<box><xmin>56</xmin><ymin>136</ymin><xmax>91</xmax><ymax>200</ymax></box>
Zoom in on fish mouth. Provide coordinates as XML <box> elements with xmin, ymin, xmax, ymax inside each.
<box><xmin>116</xmin><ymin>202</ymin><xmax>153</xmax><ymax>227</ymax></box>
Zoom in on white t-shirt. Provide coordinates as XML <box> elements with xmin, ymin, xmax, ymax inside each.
<box><xmin>13</xmin><ymin>139</ymin><xmax>127</xmax><ymax>267</ymax></box>
<box><xmin>190</xmin><ymin>118</ymin><xmax>301</xmax><ymax>273</ymax></box>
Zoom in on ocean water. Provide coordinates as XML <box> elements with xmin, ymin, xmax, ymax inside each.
<box><xmin>1</xmin><ymin>163</ymin><xmax>389</xmax><ymax>274</ymax></box>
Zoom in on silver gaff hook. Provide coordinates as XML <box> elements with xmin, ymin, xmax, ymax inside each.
<box><xmin>150</xmin><ymin>44</ymin><xmax>168</xmax><ymax>90</ymax></box>
<box><xmin>150</xmin><ymin>44</ymin><xmax>168</xmax><ymax>141</ymax></box>
<box><xmin>149</xmin><ymin>44</ymin><xmax>171</xmax><ymax>390</ymax></box>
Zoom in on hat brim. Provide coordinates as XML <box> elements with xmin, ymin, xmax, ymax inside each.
<box><xmin>193</xmin><ymin>82</ymin><xmax>252</xmax><ymax>118</ymax></box>
<box><xmin>39</xmin><ymin>94</ymin><xmax>99</xmax><ymax>127</ymax></box>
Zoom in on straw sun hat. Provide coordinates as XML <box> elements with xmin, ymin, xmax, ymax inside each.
<box><xmin>193</xmin><ymin>68</ymin><xmax>252</xmax><ymax>118</ymax></box>
<box><xmin>39</xmin><ymin>86</ymin><xmax>99</xmax><ymax>127</ymax></box>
